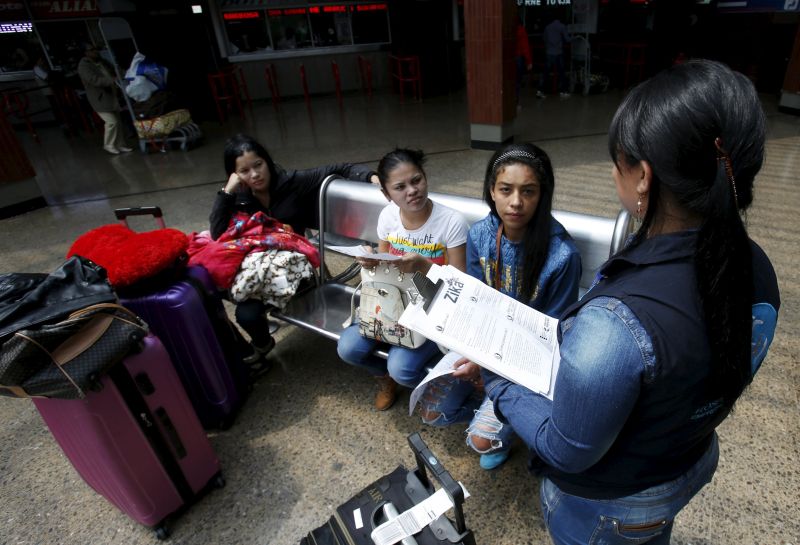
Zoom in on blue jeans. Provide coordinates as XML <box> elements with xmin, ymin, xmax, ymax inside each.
<box><xmin>337</xmin><ymin>324</ymin><xmax>441</xmax><ymax>387</ymax></box>
<box><xmin>418</xmin><ymin>373</ymin><xmax>515</xmax><ymax>455</ymax></box>
<box><xmin>540</xmin><ymin>434</ymin><xmax>719</xmax><ymax>545</ymax></box>
<box><xmin>540</xmin><ymin>54</ymin><xmax>567</xmax><ymax>94</ymax></box>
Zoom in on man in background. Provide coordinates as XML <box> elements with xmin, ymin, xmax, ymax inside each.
<box><xmin>537</xmin><ymin>15</ymin><xmax>572</xmax><ymax>98</ymax></box>
<box><xmin>78</xmin><ymin>44</ymin><xmax>133</xmax><ymax>155</ymax></box>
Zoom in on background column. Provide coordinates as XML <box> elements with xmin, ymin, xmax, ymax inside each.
<box><xmin>464</xmin><ymin>0</ymin><xmax>517</xmax><ymax>149</ymax></box>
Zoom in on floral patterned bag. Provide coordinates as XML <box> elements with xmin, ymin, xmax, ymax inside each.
<box><xmin>349</xmin><ymin>265</ymin><xmax>425</xmax><ymax>349</ymax></box>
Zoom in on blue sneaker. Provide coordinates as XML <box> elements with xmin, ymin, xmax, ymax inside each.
<box><xmin>479</xmin><ymin>450</ymin><xmax>510</xmax><ymax>470</ymax></box>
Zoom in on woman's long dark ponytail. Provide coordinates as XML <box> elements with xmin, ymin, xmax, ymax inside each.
<box><xmin>608</xmin><ymin>59</ymin><xmax>765</xmax><ymax>408</ymax></box>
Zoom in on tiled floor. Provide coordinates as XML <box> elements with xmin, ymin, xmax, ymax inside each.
<box><xmin>1</xmin><ymin>86</ymin><xmax>798</xmax><ymax>545</ymax></box>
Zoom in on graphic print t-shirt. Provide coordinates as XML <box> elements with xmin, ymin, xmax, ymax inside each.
<box><xmin>377</xmin><ymin>201</ymin><xmax>468</xmax><ymax>265</ymax></box>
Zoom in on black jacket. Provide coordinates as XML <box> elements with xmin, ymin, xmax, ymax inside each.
<box><xmin>210</xmin><ymin>163</ymin><xmax>375</xmax><ymax>239</ymax></box>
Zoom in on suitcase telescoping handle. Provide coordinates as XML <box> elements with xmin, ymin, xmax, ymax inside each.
<box><xmin>407</xmin><ymin>432</ymin><xmax>468</xmax><ymax>535</ymax></box>
<box><xmin>114</xmin><ymin>206</ymin><xmax>166</xmax><ymax>229</ymax></box>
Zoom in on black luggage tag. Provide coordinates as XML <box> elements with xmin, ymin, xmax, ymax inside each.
<box><xmin>411</xmin><ymin>272</ymin><xmax>443</xmax><ymax>313</ymax></box>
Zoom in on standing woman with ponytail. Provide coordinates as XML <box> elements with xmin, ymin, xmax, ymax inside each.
<box><xmin>486</xmin><ymin>60</ymin><xmax>780</xmax><ymax>544</ymax></box>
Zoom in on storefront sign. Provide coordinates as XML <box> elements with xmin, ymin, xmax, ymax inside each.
<box><xmin>29</xmin><ymin>0</ymin><xmax>100</xmax><ymax>19</ymax></box>
<box><xmin>0</xmin><ymin>2</ymin><xmax>27</xmax><ymax>22</ymax></box>
<box><xmin>517</xmin><ymin>0</ymin><xmax>572</xmax><ymax>6</ymax></box>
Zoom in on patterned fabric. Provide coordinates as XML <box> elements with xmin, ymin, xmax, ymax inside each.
<box><xmin>230</xmin><ymin>250</ymin><xmax>313</xmax><ymax>310</ymax></box>
<box><xmin>187</xmin><ymin>211</ymin><xmax>319</xmax><ymax>290</ymax></box>
<box><xmin>133</xmin><ymin>108</ymin><xmax>191</xmax><ymax>139</ymax></box>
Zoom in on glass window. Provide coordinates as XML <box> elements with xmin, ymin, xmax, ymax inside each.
<box><xmin>309</xmin><ymin>5</ymin><xmax>352</xmax><ymax>47</ymax></box>
<box><xmin>268</xmin><ymin>8</ymin><xmax>313</xmax><ymax>49</ymax></box>
<box><xmin>351</xmin><ymin>3</ymin><xmax>390</xmax><ymax>44</ymax></box>
<box><xmin>0</xmin><ymin>21</ymin><xmax>42</xmax><ymax>73</ymax></box>
<box><xmin>223</xmin><ymin>11</ymin><xmax>271</xmax><ymax>53</ymax></box>
<box><xmin>2</xmin><ymin>22</ymin><xmax>36</xmax><ymax>72</ymax></box>
<box><xmin>36</xmin><ymin>20</ymin><xmax>100</xmax><ymax>74</ymax></box>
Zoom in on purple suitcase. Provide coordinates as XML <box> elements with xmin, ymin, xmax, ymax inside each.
<box><xmin>120</xmin><ymin>265</ymin><xmax>249</xmax><ymax>430</ymax></box>
<box><xmin>33</xmin><ymin>334</ymin><xmax>223</xmax><ymax>539</ymax></box>
<box><xmin>113</xmin><ymin>207</ymin><xmax>249</xmax><ymax>430</ymax></box>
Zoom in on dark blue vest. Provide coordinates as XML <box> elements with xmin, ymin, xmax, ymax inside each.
<box><xmin>546</xmin><ymin>231</ymin><xmax>725</xmax><ymax>498</ymax></box>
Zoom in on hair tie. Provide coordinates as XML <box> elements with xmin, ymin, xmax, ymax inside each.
<box><xmin>714</xmin><ymin>137</ymin><xmax>739</xmax><ymax>209</ymax></box>
<box><xmin>492</xmin><ymin>150</ymin><xmax>537</xmax><ymax>170</ymax></box>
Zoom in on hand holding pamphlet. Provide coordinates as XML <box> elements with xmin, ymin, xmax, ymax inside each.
<box><xmin>399</xmin><ymin>265</ymin><xmax>560</xmax><ymax>399</ymax></box>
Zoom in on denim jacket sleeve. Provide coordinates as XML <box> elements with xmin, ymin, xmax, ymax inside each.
<box><xmin>485</xmin><ymin>296</ymin><xmax>653</xmax><ymax>473</ymax></box>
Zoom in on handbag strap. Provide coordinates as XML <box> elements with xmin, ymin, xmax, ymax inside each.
<box><xmin>13</xmin><ymin>331</ymin><xmax>86</xmax><ymax>398</ymax></box>
<box><xmin>66</xmin><ymin>303</ymin><xmax>146</xmax><ymax>332</ymax></box>
<box><xmin>494</xmin><ymin>222</ymin><xmax>503</xmax><ymax>291</ymax></box>
<box><xmin>344</xmin><ymin>281</ymin><xmax>362</xmax><ymax>329</ymax></box>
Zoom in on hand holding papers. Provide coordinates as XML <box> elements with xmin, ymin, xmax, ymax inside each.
<box><xmin>400</xmin><ymin>265</ymin><xmax>560</xmax><ymax>399</ymax></box>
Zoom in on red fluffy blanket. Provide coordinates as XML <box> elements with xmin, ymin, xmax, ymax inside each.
<box><xmin>66</xmin><ymin>224</ymin><xmax>189</xmax><ymax>288</ymax></box>
<box><xmin>187</xmin><ymin>211</ymin><xmax>320</xmax><ymax>290</ymax></box>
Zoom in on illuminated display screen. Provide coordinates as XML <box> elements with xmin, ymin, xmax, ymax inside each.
<box><xmin>355</xmin><ymin>3</ymin><xmax>387</xmax><ymax>11</ymax></box>
<box><xmin>223</xmin><ymin>11</ymin><xmax>260</xmax><ymax>20</ymax></box>
<box><xmin>0</xmin><ymin>21</ymin><xmax>33</xmax><ymax>34</ymax></box>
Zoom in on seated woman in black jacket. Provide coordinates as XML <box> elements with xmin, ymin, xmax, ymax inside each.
<box><xmin>210</xmin><ymin>133</ymin><xmax>379</xmax><ymax>372</ymax></box>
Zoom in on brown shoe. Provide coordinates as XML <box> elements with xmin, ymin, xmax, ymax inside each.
<box><xmin>374</xmin><ymin>374</ymin><xmax>398</xmax><ymax>411</ymax></box>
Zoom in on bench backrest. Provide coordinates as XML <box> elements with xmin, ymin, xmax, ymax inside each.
<box><xmin>319</xmin><ymin>177</ymin><xmax>632</xmax><ymax>291</ymax></box>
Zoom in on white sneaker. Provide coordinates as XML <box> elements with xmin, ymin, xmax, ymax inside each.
<box><xmin>103</xmin><ymin>145</ymin><xmax>120</xmax><ymax>155</ymax></box>
<box><xmin>536</xmin><ymin>90</ymin><xmax>546</xmax><ymax>99</ymax></box>
<box><xmin>117</xmin><ymin>146</ymin><xmax>134</xmax><ymax>153</ymax></box>
<box><xmin>559</xmin><ymin>92</ymin><xmax>571</xmax><ymax>98</ymax></box>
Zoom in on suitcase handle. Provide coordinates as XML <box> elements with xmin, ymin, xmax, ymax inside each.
<box><xmin>114</xmin><ymin>206</ymin><xmax>166</xmax><ymax>229</ymax></box>
<box><xmin>407</xmin><ymin>432</ymin><xmax>469</xmax><ymax>536</ymax></box>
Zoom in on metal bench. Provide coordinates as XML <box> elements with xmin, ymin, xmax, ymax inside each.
<box><xmin>273</xmin><ymin>176</ymin><xmax>633</xmax><ymax>357</ymax></box>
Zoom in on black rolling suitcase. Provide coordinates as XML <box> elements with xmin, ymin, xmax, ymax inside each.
<box><xmin>300</xmin><ymin>433</ymin><xmax>475</xmax><ymax>545</ymax></box>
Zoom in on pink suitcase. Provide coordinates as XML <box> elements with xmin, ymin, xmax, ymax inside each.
<box><xmin>33</xmin><ymin>334</ymin><xmax>223</xmax><ymax>540</ymax></box>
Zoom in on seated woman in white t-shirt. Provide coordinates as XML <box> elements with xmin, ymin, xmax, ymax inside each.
<box><xmin>337</xmin><ymin>148</ymin><xmax>468</xmax><ymax>411</ymax></box>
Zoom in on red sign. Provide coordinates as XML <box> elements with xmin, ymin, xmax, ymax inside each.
<box><xmin>223</xmin><ymin>11</ymin><xmax>260</xmax><ymax>20</ymax></box>
<box><xmin>29</xmin><ymin>0</ymin><xmax>100</xmax><ymax>19</ymax></box>
<box><xmin>323</xmin><ymin>5</ymin><xmax>346</xmax><ymax>13</ymax></box>
<box><xmin>309</xmin><ymin>6</ymin><xmax>320</xmax><ymax>13</ymax></box>
<box><xmin>355</xmin><ymin>3</ymin><xmax>387</xmax><ymax>12</ymax></box>
<box><xmin>282</xmin><ymin>8</ymin><xmax>306</xmax><ymax>15</ymax></box>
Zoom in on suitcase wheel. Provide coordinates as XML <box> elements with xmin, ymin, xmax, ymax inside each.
<box><xmin>154</xmin><ymin>525</ymin><xmax>170</xmax><ymax>540</ymax></box>
<box><xmin>214</xmin><ymin>473</ymin><xmax>226</xmax><ymax>489</ymax></box>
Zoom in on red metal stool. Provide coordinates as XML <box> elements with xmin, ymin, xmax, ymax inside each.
<box><xmin>299</xmin><ymin>64</ymin><xmax>311</xmax><ymax>109</ymax></box>
<box><xmin>264</xmin><ymin>63</ymin><xmax>280</xmax><ymax>109</ymax></box>
<box><xmin>357</xmin><ymin>55</ymin><xmax>373</xmax><ymax>99</ymax></box>
<box><xmin>389</xmin><ymin>54</ymin><xmax>422</xmax><ymax>103</ymax></box>
<box><xmin>207</xmin><ymin>70</ymin><xmax>245</xmax><ymax>123</ymax></box>
<box><xmin>331</xmin><ymin>60</ymin><xmax>343</xmax><ymax>107</ymax></box>
<box><xmin>224</xmin><ymin>64</ymin><xmax>252</xmax><ymax>112</ymax></box>
<box><xmin>1</xmin><ymin>88</ymin><xmax>39</xmax><ymax>143</ymax></box>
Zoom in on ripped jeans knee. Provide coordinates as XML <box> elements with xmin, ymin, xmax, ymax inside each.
<box><xmin>466</xmin><ymin>396</ymin><xmax>513</xmax><ymax>454</ymax></box>
<box><xmin>417</xmin><ymin>375</ymin><xmax>480</xmax><ymax>427</ymax></box>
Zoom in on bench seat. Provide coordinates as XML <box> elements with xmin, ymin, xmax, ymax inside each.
<box><xmin>273</xmin><ymin>176</ymin><xmax>632</xmax><ymax>357</ymax></box>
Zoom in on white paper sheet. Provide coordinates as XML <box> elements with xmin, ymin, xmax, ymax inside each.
<box><xmin>327</xmin><ymin>244</ymin><xmax>401</xmax><ymax>261</ymax></box>
<box><xmin>408</xmin><ymin>351</ymin><xmax>464</xmax><ymax>416</ymax></box>
<box><xmin>400</xmin><ymin>264</ymin><xmax>560</xmax><ymax>399</ymax></box>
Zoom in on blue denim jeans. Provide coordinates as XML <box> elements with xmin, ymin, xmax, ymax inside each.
<box><xmin>465</xmin><ymin>396</ymin><xmax>515</xmax><ymax>454</ymax></box>
<box><xmin>337</xmin><ymin>324</ymin><xmax>441</xmax><ymax>387</ymax></box>
<box><xmin>540</xmin><ymin>434</ymin><xmax>719</xmax><ymax>545</ymax></box>
<box><xmin>418</xmin><ymin>374</ymin><xmax>514</xmax><ymax>455</ymax></box>
<box><xmin>539</xmin><ymin>53</ymin><xmax>567</xmax><ymax>94</ymax></box>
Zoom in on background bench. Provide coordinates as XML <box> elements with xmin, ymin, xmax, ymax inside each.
<box><xmin>273</xmin><ymin>176</ymin><xmax>634</xmax><ymax>357</ymax></box>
